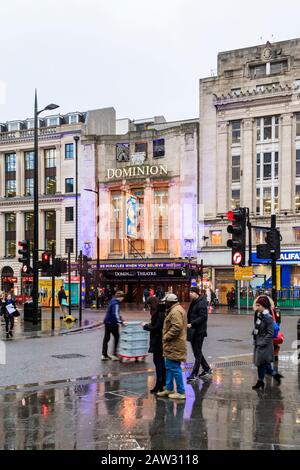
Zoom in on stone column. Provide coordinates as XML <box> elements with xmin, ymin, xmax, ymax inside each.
<box><xmin>280</xmin><ymin>113</ymin><xmax>293</xmax><ymax>213</ymax></box>
<box><xmin>16</xmin><ymin>150</ymin><xmax>23</xmax><ymax>196</ymax></box>
<box><xmin>16</xmin><ymin>211</ymin><xmax>24</xmax><ymax>255</ymax></box>
<box><xmin>55</xmin><ymin>209</ymin><xmax>62</xmax><ymax>257</ymax></box>
<box><xmin>144</xmin><ymin>179</ymin><xmax>153</xmax><ymax>257</ymax></box>
<box><xmin>216</xmin><ymin>120</ymin><xmax>229</xmax><ymax>215</ymax></box>
<box><xmin>0</xmin><ymin>212</ymin><xmax>5</xmax><ymax>257</ymax></box>
<box><xmin>39</xmin><ymin>209</ymin><xmax>45</xmax><ymax>250</ymax></box>
<box><xmin>99</xmin><ymin>184</ymin><xmax>110</xmax><ymax>259</ymax></box>
<box><xmin>168</xmin><ymin>180</ymin><xmax>180</xmax><ymax>257</ymax></box>
<box><xmin>55</xmin><ymin>144</ymin><xmax>62</xmax><ymax>194</ymax></box>
<box><xmin>241</xmin><ymin>118</ymin><xmax>254</xmax><ymax>212</ymax></box>
<box><xmin>0</xmin><ymin>152</ymin><xmax>5</xmax><ymax>197</ymax></box>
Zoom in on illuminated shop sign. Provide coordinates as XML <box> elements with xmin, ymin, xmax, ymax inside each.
<box><xmin>252</xmin><ymin>250</ymin><xmax>300</xmax><ymax>264</ymax></box>
<box><xmin>107</xmin><ymin>164</ymin><xmax>167</xmax><ymax>180</ymax></box>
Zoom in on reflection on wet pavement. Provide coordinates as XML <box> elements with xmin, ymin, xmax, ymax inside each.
<box><xmin>0</xmin><ymin>360</ymin><xmax>300</xmax><ymax>450</ymax></box>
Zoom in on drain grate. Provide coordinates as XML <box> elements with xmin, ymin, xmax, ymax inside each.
<box><xmin>52</xmin><ymin>354</ymin><xmax>86</xmax><ymax>359</ymax></box>
<box><xmin>218</xmin><ymin>339</ymin><xmax>243</xmax><ymax>343</ymax></box>
<box><xmin>184</xmin><ymin>360</ymin><xmax>250</xmax><ymax>370</ymax></box>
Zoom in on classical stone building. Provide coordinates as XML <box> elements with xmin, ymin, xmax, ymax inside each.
<box><xmin>81</xmin><ymin>116</ymin><xmax>199</xmax><ymax>302</ymax></box>
<box><xmin>0</xmin><ymin>107</ymin><xmax>115</xmax><ymax>295</ymax></box>
<box><xmin>199</xmin><ymin>38</ymin><xmax>300</xmax><ymax>303</ymax></box>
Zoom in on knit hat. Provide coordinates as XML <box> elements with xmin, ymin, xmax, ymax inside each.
<box><xmin>162</xmin><ymin>293</ymin><xmax>178</xmax><ymax>302</ymax></box>
<box><xmin>255</xmin><ymin>296</ymin><xmax>271</xmax><ymax>310</ymax></box>
<box><xmin>190</xmin><ymin>286</ymin><xmax>200</xmax><ymax>296</ymax></box>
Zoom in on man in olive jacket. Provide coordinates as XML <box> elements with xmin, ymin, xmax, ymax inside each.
<box><xmin>157</xmin><ymin>293</ymin><xmax>187</xmax><ymax>400</ymax></box>
<box><xmin>187</xmin><ymin>286</ymin><xmax>212</xmax><ymax>382</ymax></box>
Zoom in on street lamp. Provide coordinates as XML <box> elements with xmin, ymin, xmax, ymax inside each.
<box><xmin>74</xmin><ymin>136</ymin><xmax>80</xmax><ymax>261</ymax></box>
<box><xmin>84</xmin><ymin>186</ymin><xmax>100</xmax><ymax>287</ymax></box>
<box><xmin>33</xmin><ymin>90</ymin><xmax>59</xmax><ymax>317</ymax></box>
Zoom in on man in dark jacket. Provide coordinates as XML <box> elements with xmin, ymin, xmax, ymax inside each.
<box><xmin>187</xmin><ymin>287</ymin><xmax>212</xmax><ymax>382</ymax></box>
<box><xmin>102</xmin><ymin>290</ymin><xmax>126</xmax><ymax>361</ymax></box>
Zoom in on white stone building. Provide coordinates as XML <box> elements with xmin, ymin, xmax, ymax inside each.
<box><xmin>199</xmin><ymin>38</ymin><xmax>300</xmax><ymax>304</ymax></box>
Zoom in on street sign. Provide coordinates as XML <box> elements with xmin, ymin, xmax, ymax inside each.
<box><xmin>234</xmin><ymin>266</ymin><xmax>254</xmax><ymax>281</ymax></box>
<box><xmin>232</xmin><ymin>252</ymin><xmax>242</xmax><ymax>265</ymax></box>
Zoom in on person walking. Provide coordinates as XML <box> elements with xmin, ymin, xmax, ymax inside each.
<box><xmin>1</xmin><ymin>293</ymin><xmax>16</xmax><ymax>339</ymax></box>
<box><xmin>58</xmin><ymin>286</ymin><xmax>68</xmax><ymax>318</ymax></box>
<box><xmin>102</xmin><ymin>290</ymin><xmax>126</xmax><ymax>361</ymax></box>
<box><xmin>142</xmin><ymin>302</ymin><xmax>166</xmax><ymax>393</ymax></box>
<box><xmin>186</xmin><ymin>287</ymin><xmax>213</xmax><ymax>382</ymax></box>
<box><xmin>252</xmin><ymin>295</ymin><xmax>283</xmax><ymax>390</ymax></box>
<box><xmin>157</xmin><ymin>293</ymin><xmax>187</xmax><ymax>400</ymax></box>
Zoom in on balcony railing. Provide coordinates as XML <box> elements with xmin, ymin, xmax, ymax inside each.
<box><xmin>0</xmin><ymin>126</ymin><xmax>58</xmax><ymax>143</ymax></box>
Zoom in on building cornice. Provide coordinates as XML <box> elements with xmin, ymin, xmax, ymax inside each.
<box><xmin>0</xmin><ymin>194</ymin><xmax>64</xmax><ymax>208</ymax></box>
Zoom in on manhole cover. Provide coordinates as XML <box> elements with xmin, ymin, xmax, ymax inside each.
<box><xmin>52</xmin><ymin>354</ymin><xmax>86</xmax><ymax>359</ymax></box>
<box><xmin>218</xmin><ymin>339</ymin><xmax>243</xmax><ymax>343</ymax></box>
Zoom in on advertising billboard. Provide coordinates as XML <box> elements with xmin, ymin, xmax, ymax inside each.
<box><xmin>126</xmin><ymin>193</ymin><xmax>137</xmax><ymax>238</ymax></box>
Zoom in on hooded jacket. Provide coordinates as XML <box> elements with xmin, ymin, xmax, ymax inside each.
<box><xmin>103</xmin><ymin>298</ymin><xmax>123</xmax><ymax>327</ymax></box>
<box><xmin>162</xmin><ymin>302</ymin><xmax>187</xmax><ymax>362</ymax></box>
<box><xmin>187</xmin><ymin>296</ymin><xmax>208</xmax><ymax>337</ymax></box>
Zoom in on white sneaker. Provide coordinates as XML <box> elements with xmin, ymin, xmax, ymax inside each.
<box><xmin>111</xmin><ymin>355</ymin><xmax>119</xmax><ymax>361</ymax></box>
<box><xmin>101</xmin><ymin>355</ymin><xmax>111</xmax><ymax>361</ymax></box>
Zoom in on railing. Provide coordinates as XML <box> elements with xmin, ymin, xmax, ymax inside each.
<box><xmin>239</xmin><ymin>287</ymin><xmax>300</xmax><ymax>309</ymax></box>
<box><xmin>0</xmin><ymin>126</ymin><xmax>58</xmax><ymax>143</ymax></box>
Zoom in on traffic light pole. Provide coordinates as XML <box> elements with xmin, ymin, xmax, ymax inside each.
<box><xmin>68</xmin><ymin>250</ymin><xmax>72</xmax><ymax>317</ymax></box>
<box><xmin>271</xmin><ymin>214</ymin><xmax>277</xmax><ymax>306</ymax></box>
<box><xmin>51</xmin><ymin>243</ymin><xmax>56</xmax><ymax>331</ymax></box>
<box><xmin>33</xmin><ymin>91</ymin><xmax>39</xmax><ymax>318</ymax></box>
<box><xmin>79</xmin><ymin>250</ymin><xmax>83</xmax><ymax>326</ymax></box>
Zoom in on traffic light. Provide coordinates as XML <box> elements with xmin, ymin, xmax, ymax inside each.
<box><xmin>266</xmin><ymin>228</ymin><xmax>281</xmax><ymax>260</ymax></box>
<box><xmin>41</xmin><ymin>251</ymin><xmax>51</xmax><ymax>273</ymax></box>
<box><xmin>256</xmin><ymin>244</ymin><xmax>271</xmax><ymax>259</ymax></box>
<box><xmin>18</xmin><ymin>240</ymin><xmax>30</xmax><ymax>269</ymax></box>
<box><xmin>53</xmin><ymin>258</ymin><xmax>68</xmax><ymax>276</ymax></box>
<box><xmin>227</xmin><ymin>208</ymin><xmax>247</xmax><ymax>266</ymax></box>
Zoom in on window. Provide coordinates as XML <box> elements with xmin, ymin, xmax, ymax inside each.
<box><xmin>135</xmin><ymin>142</ymin><xmax>147</xmax><ymax>158</ymax></box>
<box><xmin>297</xmin><ymin>114</ymin><xmax>300</xmax><ymax>137</ymax></box>
<box><xmin>46</xmin><ymin>117</ymin><xmax>59</xmax><ymax>127</ymax></box>
<box><xmin>25</xmin><ymin>151</ymin><xmax>34</xmax><ymax>170</ymax></box>
<box><xmin>295</xmin><ymin>228</ymin><xmax>300</xmax><ymax>242</ymax></box>
<box><xmin>153</xmin><ymin>139</ymin><xmax>165</xmax><ymax>158</ymax></box>
<box><xmin>256</xmin><ymin>116</ymin><xmax>279</xmax><ymax>142</ymax></box>
<box><xmin>45</xmin><ymin>211</ymin><xmax>56</xmax><ymax>250</ymax></box>
<box><xmin>65</xmin><ymin>143</ymin><xmax>74</xmax><ymax>159</ymax></box>
<box><xmin>7</xmin><ymin>122</ymin><xmax>21</xmax><ymax>132</ymax></box>
<box><xmin>210</xmin><ymin>231</ymin><xmax>222</xmax><ymax>246</ymax></box>
<box><xmin>65</xmin><ymin>178</ymin><xmax>74</xmax><ymax>193</ymax></box>
<box><xmin>110</xmin><ymin>192</ymin><xmax>122</xmax><ymax>253</ymax></box>
<box><xmin>250</xmin><ymin>64</ymin><xmax>266</xmax><ymax>78</ymax></box>
<box><xmin>65</xmin><ymin>207</ymin><xmax>74</xmax><ymax>222</ymax></box>
<box><xmin>45</xmin><ymin>176</ymin><xmax>56</xmax><ymax>195</ymax></box>
<box><xmin>45</xmin><ymin>149</ymin><xmax>56</xmax><ymax>168</ymax></box>
<box><xmin>257</xmin><ymin>152</ymin><xmax>279</xmax><ymax>181</ymax></box>
<box><xmin>68</xmin><ymin>114</ymin><xmax>79</xmax><ymax>124</ymax></box>
<box><xmin>5</xmin><ymin>213</ymin><xmax>16</xmax><ymax>258</ymax></box>
<box><xmin>154</xmin><ymin>189</ymin><xmax>168</xmax><ymax>252</ymax></box>
<box><xmin>25</xmin><ymin>212</ymin><xmax>34</xmax><ymax>251</ymax></box>
<box><xmin>65</xmin><ymin>239</ymin><xmax>74</xmax><ymax>254</ymax></box>
<box><xmin>231</xmin><ymin>189</ymin><xmax>240</xmax><ymax>209</ymax></box>
<box><xmin>5</xmin><ymin>152</ymin><xmax>16</xmax><ymax>197</ymax></box>
<box><xmin>135</xmin><ymin>123</ymin><xmax>148</xmax><ymax>131</ymax></box>
<box><xmin>232</xmin><ymin>121</ymin><xmax>241</xmax><ymax>144</ymax></box>
<box><xmin>128</xmin><ymin>189</ymin><xmax>144</xmax><ymax>254</ymax></box>
<box><xmin>263</xmin><ymin>152</ymin><xmax>272</xmax><ymax>179</ymax></box>
<box><xmin>296</xmin><ymin>186</ymin><xmax>300</xmax><ymax>213</ymax></box>
<box><xmin>270</xmin><ymin>60</ymin><xmax>288</xmax><ymax>75</ymax></box>
<box><xmin>263</xmin><ymin>187</ymin><xmax>272</xmax><ymax>215</ymax></box>
<box><xmin>232</xmin><ymin>155</ymin><xmax>240</xmax><ymax>182</ymax></box>
<box><xmin>225</xmin><ymin>70</ymin><xmax>234</xmax><ymax>78</ymax></box>
<box><xmin>25</xmin><ymin>178</ymin><xmax>34</xmax><ymax>197</ymax></box>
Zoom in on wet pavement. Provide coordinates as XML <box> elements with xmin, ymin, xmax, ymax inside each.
<box><xmin>0</xmin><ymin>354</ymin><xmax>299</xmax><ymax>450</ymax></box>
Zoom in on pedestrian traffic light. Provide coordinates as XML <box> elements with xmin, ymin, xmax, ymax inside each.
<box><xmin>53</xmin><ymin>258</ymin><xmax>68</xmax><ymax>276</ymax></box>
<box><xmin>18</xmin><ymin>240</ymin><xmax>30</xmax><ymax>268</ymax></box>
<box><xmin>227</xmin><ymin>208</ymin><xmax>247</xmax><ymax>266</ymax></box>
<box><xmin>265</xmin><ymin>228</ymin><xmax>281</xmax><ymax>260</ymax></box>
<box><xmin>41</xmin><ymin>251</ymin><xmax>51</xmax><ymax>273</ymax></box>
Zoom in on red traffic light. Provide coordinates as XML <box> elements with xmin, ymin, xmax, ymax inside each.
<box><xmin>42</xmin><ymin>253</ymin><xmax>50</xmax><ymax>261</ymax></box>
<box><xmin>227</xmin><ymin>211</ymin><xmax>235</xmax><ymax>221</ymax></box>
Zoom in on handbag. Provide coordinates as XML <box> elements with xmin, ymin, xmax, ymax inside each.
<box><xmin>187</xmin><ymin>327</ymin><xmax>195</xmax><ymax>342</ymax></box>
<box><xmin>61</xmin><ymin>298</ymin><xmax>68</xmax><ymax>306</ymax></box>
<box><xmin>273</xmin><ymin>331</ymin><xmax>284</xmax><ymax>345</ymax></box>
<box><xmin>13</xmin><ymin>309</ymin><xmax>20</xmax><ymax>317</ymax></box>
<box><xmin>6</xmin><ymin>304</ymin><xmax>16</xmax><ymax>316</ymax></box>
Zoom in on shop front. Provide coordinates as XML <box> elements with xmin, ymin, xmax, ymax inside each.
<box><xmin>1</xmin><ymin>266</ymin><xmax>17</xmax><ymax>293</ymax></box>
<box><xmin>93</xmin><ymin>260</ymin><xmax>200</xmax><ymax>303</ymax></box>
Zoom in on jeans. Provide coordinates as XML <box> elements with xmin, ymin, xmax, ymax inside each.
<box><xmin>191</xmin><ymin>334</ymin><xmax>210</xmax><ymax>376</ymax></box>
<box><xmin>165</xmin><ymin>358</ymin><xmax>185</xmax><ymax>394</ymax></box>
<box><xmin>4</xmin><ymin>315</ymin><xmax>14</xmax><ymax>334</ymax></box>
<box><xmin>153</xmin><ymin>352</ymin><xmax>166</xmax><ymax>387</ymax></box>
<box><xmin>102</xmin><ymin>324</ymin><xmax>119</xmax><ymax>356</ymax></box>
<box><xmin>257</xmin><ymin>363</ymin><xmax>274</xmax><ymax>381</ymax></box>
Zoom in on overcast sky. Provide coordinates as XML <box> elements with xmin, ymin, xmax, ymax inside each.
<box><xmin>1</xmin><ymin>0</ymin><xmax>300</xmax><ymax>123</ymax></box>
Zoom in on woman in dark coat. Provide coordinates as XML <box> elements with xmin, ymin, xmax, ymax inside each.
<box><xmin>252</xmin><ymin>296</ymin><xmax>283</xmax><ymax>390</ymax></box>
<box><xmin>142</xmin><ymin>303</ymin><xmax>166</xmax><ymax>393</ymax></box>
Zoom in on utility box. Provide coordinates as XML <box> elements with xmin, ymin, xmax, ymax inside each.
<box><xmin>23</xmin><ymin>301</ymin><xmax>42</xmax><ymax>323</ymax></box>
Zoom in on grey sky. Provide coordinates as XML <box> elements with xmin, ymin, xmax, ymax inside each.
<box><xmin>1</xmin><ymin>0</ymin><xmax>300</xmax><ymax>123</ymax></box>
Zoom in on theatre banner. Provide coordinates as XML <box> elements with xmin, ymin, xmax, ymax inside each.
<box><xmin>126</xmin><ymin>193</ymin><xmax>137</xmax><ymax>238</ymax></box>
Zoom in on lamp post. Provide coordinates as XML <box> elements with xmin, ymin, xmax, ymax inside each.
<box><xmin>84</xmin><ymin>185</ymin><xmax>100</xmax><ymax>289</ymax></box>
<box><xmin>73</xmin><ymin>136</ymin><xmax>80</xmax><ymax>261</ymax></box>
<box><xmin>33</xmin><ymin>90</ymin><xmax>59</xmax><ymax>317</ymax></box>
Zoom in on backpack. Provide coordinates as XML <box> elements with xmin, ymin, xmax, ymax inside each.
<box><xmin>271</xmin><ymin>309</ymin><xmax>284</xmax><ymax>345</ymax></box>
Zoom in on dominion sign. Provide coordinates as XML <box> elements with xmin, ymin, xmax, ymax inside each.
<box><xmin>107</xmin><ymin>164</ymin><xmax>168</xmax><ymax>180</ymax></box>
